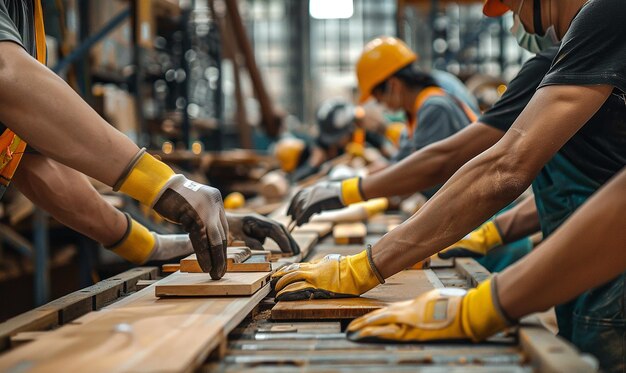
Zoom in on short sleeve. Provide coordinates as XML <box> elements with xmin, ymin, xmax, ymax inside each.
<box><xmin>479</xmin><ymin>47</ymin><xmax>557</xmax><ymax>131</ymax></box>
<box><xmin>413</xmin><ymin>97</ymin><xmax>465</xmax><ymax>151</ymax></box>
<box><xmin>539</xmin><ymin>0</ymin><xmax>626</xmax><ymax>93</ymax></box>
<box><xmin>0</xmin><ymin>3</ymin><xmax>24</xmax><ymax>48</ymax></box>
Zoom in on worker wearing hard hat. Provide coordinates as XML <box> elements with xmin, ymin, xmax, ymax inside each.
<box><xmin>356</xmin><ymin>37</ymin><xmax>478</xmax><ymax>165</ymax></box>
<box><xmin>0</xmin><ymin>1</ymin><xmax>299</xmax><ymax>279</ymax></box>
<box><xmin>274</xmin><ymin>99</ymin><xmax>390</xmax><ymax>182</ymax></box>
<box><xmin>277</xmin><ymin>0</ymin><xmax>626</xmax><ymax>370</ymax></box>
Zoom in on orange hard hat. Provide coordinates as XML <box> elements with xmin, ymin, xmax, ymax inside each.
<box><xmin>483</xmin><ymin>0</ymin><xmax>510</xmax><ymax>17</ymax></box>
<box><xmin>355</xmin><ymin>37</ymin><xmax>417</xmax><ymax>104</ymax></box>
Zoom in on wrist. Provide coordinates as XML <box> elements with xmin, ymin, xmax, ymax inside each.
<box><xmin>106</xmin><ymin>214</ymin><xmax>156</xmax><ymax>264</ymax></box>
<box><xmin>461</xmin><ymin>276</ymin><xmax>513</xmax><ymax>341</ymax></box>
<box><xmin>347</xmin><ymin>249</ymin><xmax>385</xmax><ymax>294</ymax></box>
<box><xmin>340</xmin><ymin>177</ymin><xmax>365</xmax><ymax>205</ymax></box>
<box><xmin>114</xmin><ymin>148</ymin><xmax>175</xmax><ymax>206</ymax></box>
<box><xmin>483</xmin><ymin>221</ymin><xmax>504</xmax><ymax>251</ymax></box>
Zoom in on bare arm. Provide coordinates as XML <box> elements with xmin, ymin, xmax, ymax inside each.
<box><xmin>372</xmin><ymin>84</ymin><xmax>613</xmax><ymax>278</ymax></box>
<box><xmin>495</xmin><ymin>196</ymin><xmax>540</xmax><ymax>243</ymax></box>
<box><xmin>498</xmin><ymin>167</ymin><xmax>626</xmax><ymax>319</ymax></box>
<box><xmin>0</xmin><ymin>42</ymin><xmax>138</xmax><ymax>186</ymax></box>
<box><xmin>361</xmin><ymin>123</ymin><xmax>504</xmax><ymax>199</ymax></box>
<box><xmin>12</xmin><ymin>154</ymin><xmax>127</xmax><ymax>246</ymax></box>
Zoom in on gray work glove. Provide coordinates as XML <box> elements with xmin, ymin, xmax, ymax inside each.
<box><xmin>226</xmin><ymin>212</ymin><xmax>300</xmax><ymax>255</ymax></box>
<box><xmin>146</xmin><ymin>234</ymin><xmax>194</xmax><ymax>262</ymax></box>
<box><xmin>153</xmin><ymin>175</ymin><xmax>228</xmax><ymax>279</ymax></box>
<box><xmin>287</xmin><ymin>182</ymin><xmax>346</xmax><ymax>226</ymax></box>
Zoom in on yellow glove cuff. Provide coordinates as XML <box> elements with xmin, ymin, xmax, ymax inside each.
<box><xmin>461</xmin><ymin>278</ymin><xmax>510</xmax><ymax>341</ymax></box>
<box><xmin>482</xmin><ymin>221</ymin><xmax>504</xmax><ymax>250</ymax></box>
<box><xmin>108</xmin><ymin>217</ymin><xmax>156</xmax><ymax>264</ymax></box>
<box><xmin>114</xmin><ymin>149</ymin><xmax>175</xmax><ymax>206</ymax></box>
<box><xmin>341</xmin><ymin>177</ymin><xmax>364</xmax><ymax>205</ymax></box>
<box><xmin>347</xmin><ymin>249</ymin><xmax>385</xmax><ymax>293</ymax></box>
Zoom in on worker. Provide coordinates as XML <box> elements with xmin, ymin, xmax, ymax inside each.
<box><xmin>277</xmin><ymin>0</ymin><xmax>626</xmax><ymax>370</ymax></box>
<box><xmin>356</xmin><ymin>37</ymin><xmax>477</xmax><ymax>166</ymax></box>
<box><xmin>274</xmin><ymin>99</ymin><xmax>388</xmax><ymax>182</ymax></box>
<box><xmin>0</xmin><ymin>1</ymin><xmax>298</xmax><ymax>280</ymax></box>
<box><xmin>347</xmin><ymin>166</ymin><xmax>626</xmax><ymax>351</ymax></box>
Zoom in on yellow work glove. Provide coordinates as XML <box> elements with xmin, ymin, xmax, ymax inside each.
<box><xmin>114</xmin><ymin>148</ymin><xmax>228</xmax><ymax>279</ymax></box>
<box><xmin>287</xmin><ymin>177</ymin><xmax>364</xmax><ymax>226</ymax></box>
<box><xmin>347</xmin><ymin>277</ymin><xmax>513</xmax><ymax>343</ymax></box>
<box><xmin>438</xmin><ymin>221</ymin><xmax>503</xmax><ymax>259</ymax></box>
<box><xmin>272</xmin><ymin>247</ymin><xmax>384</xmax><ymax>301</ymax></box>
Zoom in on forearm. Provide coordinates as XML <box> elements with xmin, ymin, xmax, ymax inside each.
<box><xmin>0</xmin><ymin>42</ymin><xmax>138</xmax><ymax>186</ymax></box>
<box><xmin>13</xmin><ymin>154</ymin><xmax>127</xmax><ymax>246</ymax></box>
<box><xmin>370</xmin><ymin>85</ymin><xmax>613</xmax><ymax>279</ymax></box>
<box><xmin>498</xmin><ymin>168</ymin><xmax>626</xmax><ymax>319</ymax></box>
<box><xmin>494</xmin><ymin>196</ymin><xmax>540</xmax><ymax>243</ymax></box>
<box><xmin>361</xmin><ymin>124</ymin><xmax>503</xmax><ymax>199</ymax></box>
<box><xmin>373</xmin><ymin>141</ymin><xmax>532</xmax><ymax>277</ymax></box>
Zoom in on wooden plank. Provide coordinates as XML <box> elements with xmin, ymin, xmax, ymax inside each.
<box><xmin>455</xmin><ymin>258</ymin><xmax>490</xmax><ymax>287</ymax></box>
<box><xmin>136</xmin><ymin>279</ymin><xmax>157</xmax><ymax>290</ymax></box>
<box><xmin>333</xmin><ymin>223</ymin><xmax>367</xmax><ymax>245</ymax></box>
<box><xmin>293</xmin><ymin>221</ymin><xmax>334</xmax><ymax>238</ymax></box>
<box><xmin>10</xmin><ymin>331</ymin><xmax>48</xmax><ymax>348</ymax></box>
<box><xmin>229</xmin><ymin>255</ymin><xmax>272</xmax><ymax>272</ymax></box>
<box><xmin>519</xmin><ymin>326</ymin><xmax>596</xmax><ymax>373</ymax></box>
<box><xmin>155</xmin><ymin>271</ymin><xmax>271</xmax><ymax>297</ymax></box>
<box><xmin>0</xmin><ymin>309</ymin><xmax>58</xmax><ymax>352</ymax></box>
<box><xmin>180</xmin><ymin>247</ymin><xmax>252</xmax><ymax>273</ymax></box>
<box><xmin>181</xmin><ymin>252</ymin><xmax>270</xmax><ymax>273</ymax></box>
<box><xmin>271</xmin><ymin>269</ymin><xmax>441</xmax><ymax>320</ymax></box>
<box><xmin>162</xmin><ymin>263</ymin><xmax>180</xmax><ymax>273</ymax></box>
<box><xmin>0</xmin><ymin>283</ymin><xmax>270</xmax><ymax>373</ymax></box>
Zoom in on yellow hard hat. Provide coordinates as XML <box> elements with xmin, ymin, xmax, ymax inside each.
<box><xmin>356</xmin><ymin>37</ymin><xmax>417</xmax><ymax>104</ymax></box>
<box><xmin>483</xmin><ymin>0</ymin><xmax>510</xmax><ymax>17</ymax></box>
<box><xmin>274</xmin><ymin>138</ymin><xmax>306</xmax><ymax>172</ymax></box>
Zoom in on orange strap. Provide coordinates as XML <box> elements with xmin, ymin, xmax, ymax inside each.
<box><xmin>407</xmin><ymin>87</ymin><xmax>478</xmax><ymax>140</ymax></box>
<box><xmin>0</xmin><ymin>1</ymin><xmax>46</xmax><ymax>194</ymax></box>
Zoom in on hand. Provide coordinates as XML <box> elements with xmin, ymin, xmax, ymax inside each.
<box><xmin>347</xmin><ymin>277</ymin><xmax>511</xmax><ymax>343</ymax></box>
<box><xmin>152</xmin><ymin>176</ymin><xmax>228</xmax><ymax>279</ymax></box>
<box><xmin>147</xmin><ymin>234</ymin><xmax>194</xmax><ymax>262</ymax></box>
<box><xmin>287</xmin><ymin>177</ymin><xmax>363</xmax><ymax>226</ymax></box>
<box><xmin>226</xmin><ymin>212</ymin><xmax>300</xmax><ymax>255</ymax></box>
<box><xmin>438</xmin><ymin>221</ymin><xmax>503</xmax><ymax>259</ymax></box>
<box><xmin>272</xmin><ymin>249</ymin><xmax>384</xmax><ymax>301</ymax></box>
<box><xmin>115</xmin><ymin>150</ymin><xmax>228</xmax><ymax>279</ymax></box>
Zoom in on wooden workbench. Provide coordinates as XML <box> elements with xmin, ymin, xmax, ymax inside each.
<box><xmin>0</xmin><ymin>217</ymin><xmax>596</xmax><ymax>372</ymax></box>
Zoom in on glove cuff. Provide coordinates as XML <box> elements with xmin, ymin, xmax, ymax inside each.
<box><xmin>340</xmin><ymin>177</ymin><xmax>364</xmax><ymax>205</ymax></box>
<box><xmin>114</xmin><ymin>149</ymin><xmax>175</xmax><ymax>206</ymax></box>
<box><xmin>106</xmin><ymin>214</ymin><xmax>156</xmax><ymax>264</ymax></box>
<box><xmin>366</xmin><ymin>245</ymin><xmax>386</xmax><ymax>285</ymax></box>
<box><xmin>461</xmin><ymin>276</ymin><xmax>512</xmax><ymax>342</ymax></box>
<box><xmin>483</xmin><ymin>221</ymin><xmax>504</xmax><ymax>251</ymax></box>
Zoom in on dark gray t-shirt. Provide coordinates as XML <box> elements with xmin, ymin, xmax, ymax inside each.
<box><xmin>394</xmin><ymin>95</ymin><xmax>470</xmax><ymax>162</ymax></box>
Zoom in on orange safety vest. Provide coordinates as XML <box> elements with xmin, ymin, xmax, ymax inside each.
<box><xmin>0</xmin><ymin>0</ymin><xmax>46</xmax><ymax>198</ymax></box>
<box><xmin>406</xmin><ymin>86</ymin><xmax>478</xmax><ymax>140</ymax></box>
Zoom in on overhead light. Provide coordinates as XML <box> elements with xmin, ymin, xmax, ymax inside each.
<box><xmin>309</xmin><ymin>0</ymin><xmax>353</xmax><ymax>19</ymax></box>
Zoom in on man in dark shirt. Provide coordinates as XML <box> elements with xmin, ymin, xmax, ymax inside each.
<box><xmin>0</xmin><ymin>2</ymin><xmax>299</xmax><ymax>273</ymax></box>
<box><xmin>277</xmin><ymin>0</ymin><xmax>626</xmax><ymax>370</ymax></box>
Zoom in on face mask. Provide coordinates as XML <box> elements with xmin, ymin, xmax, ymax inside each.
<box><xmin>511</xmin><ymin>0</ymin><xmax>559</xmax><ymax>53</ymax></box>
<box><xmin>511</xmin><ymin>14</ymin><xmax>555</xmax><ymax>53</ymax></box>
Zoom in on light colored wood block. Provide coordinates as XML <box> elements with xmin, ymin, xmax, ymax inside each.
<box><xmin>155</xmin><ymin>271</ymin><xmax>271</xmax><ymax>297</ymax></box>
<box><xmin>333</xmin><ymin>222</ymin><xmax>367</xmax><ymax>245</ymax></box>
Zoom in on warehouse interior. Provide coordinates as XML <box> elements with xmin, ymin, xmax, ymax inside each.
<box><xmin>0</xmin><ymin>0</ymin><xmax>623</xmax><ymax>372</ymax></box>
